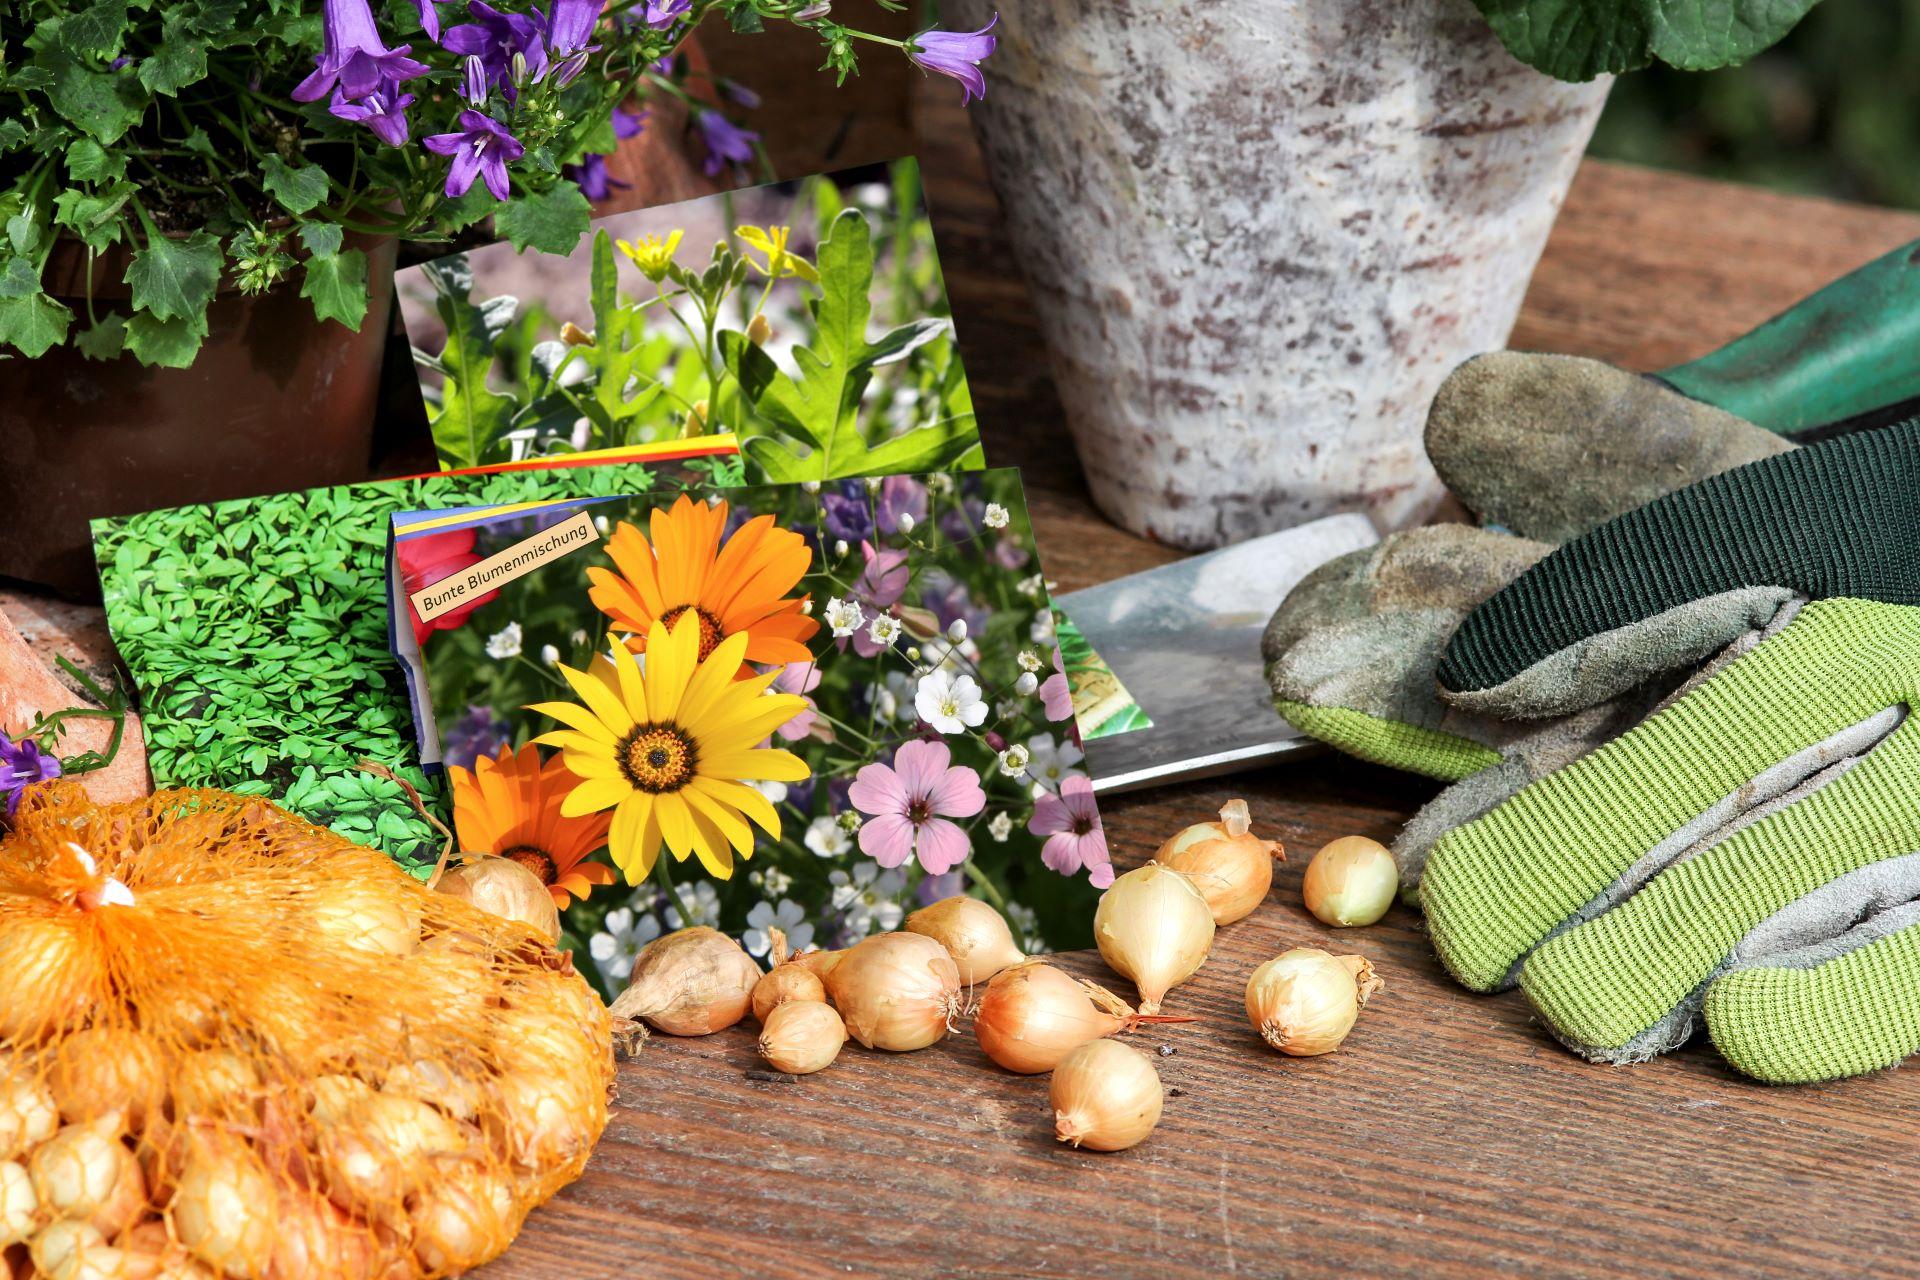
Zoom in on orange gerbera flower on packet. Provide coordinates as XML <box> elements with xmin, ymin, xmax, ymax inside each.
<box><xmin>450</xmin><ymin>743</ymin><xmax>618</xmax><ymax>907</ymax></box>
<box><xmin>587</xmin><ymin>494</ymin><xmax>819</xmax><ymax>675</ymax></box>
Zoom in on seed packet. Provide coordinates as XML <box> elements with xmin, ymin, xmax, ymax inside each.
<box><xmin>397</xmin><ymin>157</ymin><xmax>984</xmax><ymax>484</ymax></box>
<box><xmin>387</xmin><ymin>468</ymin><xmax>1107</xmax><ymax>984</ymax></box>
<box><xmin>90</xmin><ymin>440</ymin><xmax>734</xmax><ymax>873</ymax></box>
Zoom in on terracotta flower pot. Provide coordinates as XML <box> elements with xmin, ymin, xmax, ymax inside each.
<box><xmin>0</xmin><ymin>234</ymin><xmax>398</xmax><ymax>598</ymax></box>
<box><xmin>948</xmin><ymin>0</ymin><xmax>1611</xmax><ymax>548</ymax></box>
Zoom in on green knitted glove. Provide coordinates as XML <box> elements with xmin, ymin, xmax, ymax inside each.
<box><xmin>1423</xmin><ymin>597</ymin><xmax>1920</xmax><ymax>1084</ymax></box>
<box><xmin>1438</xmin><ymin>419</ymin><xmax>1920</xmax><ymax>721</ymax></box>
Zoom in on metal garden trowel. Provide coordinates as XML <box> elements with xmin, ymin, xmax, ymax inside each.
<box><xmin>1059</xmin><ymin>513</ymin><xmax>1377</xmax><ymax>794</ymax></box>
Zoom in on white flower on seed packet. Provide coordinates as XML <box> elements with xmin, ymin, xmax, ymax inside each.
<box><xmin>589</xmin><ymin>903</ymin><xmax>663</xmax><ymax>985</ymax></box>
<box><xmin>915</xmin><ymin>668</ymin><xmax>988</xmax><ymax>734</ymax></box>
<box><xmin>805</xmin><ymin>814</ymin><xmax>852</xmax><ymax>858</ymax></box>
<box><xmin>898</xmin><ymin>512</ymin><xmax>916</xmax><ymax>534</ymax></box>
<box><xmin>752</xmin><ymin>866</ymin><xmax>793</xmax><ymax>897</ymax></box>
<box><xmin>998</xmin><ymin>744</ymin><xmax>1031</xmax><ymax>777</ymax></box>
<box><xmin>743</xmin><ymin>898</ymin><xmax>814</xmax><ymax>958</ymax></box>
<box><xmin>866</xmin><ymin>614</ymin><xmax>903</xmax><ymax>647</ymax></box>
<box><xmin>1030</xmin><ymin>611</ymin><xmax>1057</xmax><ymax>646</ymax></box>
<box><xmin>1017</xmin><ymin>649</ymin><xmax>1042</xmax><ymax>673</ymax></box>
<box><xmin>748</xmin><ymin>778</ymin><xmax>789</xmax><ymax>805</ymax></box>
<box><xmin>983</xmin><ymin>503</ymin><xmax>1010</xmax><ymax>529</ymax></box>
<box><xmin>485</xmin><ymin>622</ymin><xmax>523</xmax><ymax>660</ymax></box>
<box><xmin>830</xmin><ymin>861</ymin><xmax>906</xmax><ymax>935</ymax></box>
<box><xmin>988</xmin><ymin>811</ymin><xmax>1013</xmax><ymax>842</ymax></box>
<box><xmin>1014</xmin><ymin>672</ymin><xmax>1038</xmax><ymax>696</ymax></box>
<box><xmin>540</xmin><ymin>643</ymin><xmax>560</xmax><ymax>666</ymax></box>
<box><xmin>1024</xmin><ymin>732</ymin><xmax>1087</xmax><ymax>794</ymax></box>
<box><xmin>824</xmin><ymin>597</ymin><xmax>865</xmax><ymax>637</ymax></box>
<box><xmin>1017</xmin><ymin>573</ymin><xmax>1046</xmax><ymax>599</ymax></box>
<box><xmin>665</xmin><ymin>881</ymin><xmax>721</xmax><ymax>928</ymax></box>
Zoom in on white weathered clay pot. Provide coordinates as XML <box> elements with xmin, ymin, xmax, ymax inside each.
<box><xmin>950</xmin><ymin>0</ymin><xmax>1610</xmax><ymax>548</ymax></box>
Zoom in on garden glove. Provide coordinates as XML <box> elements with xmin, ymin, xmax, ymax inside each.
<box><xmin>1420</xmin><ymin>594</ymin><xmax>1920</xmax><ymax>1084</ymax></box>
<box><xmin>1437</xmin><ymin>416</ymin><xmax>1920</xmax><ymax>721</ymax></box>
<box><xmin>1264</xmin><ymin>371</ymin><xmax>1788</xmax><ymax>887</ymax></box>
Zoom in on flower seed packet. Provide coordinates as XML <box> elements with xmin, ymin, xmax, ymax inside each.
<box><xmin>398</xmin><ymin>157</ymin><xmax>984</xmax><ymax>484</ymax></box>
<box><xmin>387</xmin><ymin>469</ymin><xmax>1107</xmax><ymax>986</ymax></box>
<box><xmin>91</xmin><ymin>440</ymin><xmax>739</xmax><ymax>875</ymax></box>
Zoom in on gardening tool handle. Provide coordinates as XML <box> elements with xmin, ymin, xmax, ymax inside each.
<box><xmin>1656</xmin><ymin>239</ymin><xmax>1920</xmax><ymax>436</ymax></box>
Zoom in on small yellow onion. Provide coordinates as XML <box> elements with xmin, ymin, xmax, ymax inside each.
<box><xmin>409</xmin><ymin>1159</ymin><xmax>516</xmax><ymax>1274</ymax></box>
<box><xmin>793</xmin><ymin>949</ymin><xmax>844</xmax><ymax>980</ymax></box>
<box><xmin>50</xmin><ymin>1028</ymin><xmax>166</xmax><ymax>1128</ymax></box>
<box><xmin>306</xmin><ymin>882</ymin><xmax>421</xmax><ymax>957</ymax></box>
<box><xmin>382</xmin><ymin>1058</ymin><xmax>485</xmax><ymax>1123</ymax></box>
<box><xmin>1245</xmin><ymin>948</ymin><xmax>1378</xmax><ymax>1056</ymax></box>
<box><xmin>123</xmin><ymin>1220</ymin><xmax>221</xmax><ymax>1280</ymax></box>
<box><xmin>0</xmin><ymin>1073</ymin><xmax>59</xmax><ymax>1160</ymax></box>
<box><xmin>1093</xmin><ymin>865</ymin><xmax>1215</xmax><ymax>1014</ymax></box>
<box><xmin>750</xmin><ymin>964</ymin><xmax>825</xmax><ymax>1024</ymax></box>
<box><xmin>170</xmin><ymin>1050</ymin><xmax>261</xmax><ymax>1122</ymax></box>
<box><xmin>0</xmin><ymin>1159</ymin><xmax>36</xmax><ymax>1246</ymax></box>
<box><xmin>0</xmin><ymin>916</ymin><xmax>100</xmax><ymax>1040</ymax></box>
<box><xmin>974</xmin><ymin>962</ymin><xmax>1193</xmax><ymax>1075</ymax></box>
<box><xmin>28</xmin><ymin>1117</ymin><xmax>133</xmax><ymax>1223</ymax></box>
<box><xmin>30</xmin><ymin>1220</ymin><xmax>107</xmax><ymax>1278</ymax></box>
<box><xmin>435</xmin><ymin>856</ymin><xmax>562</xmax><ymax>942</ymax></box>
<box><xmin>756</xmin><ymin>1001</ymin><xmax>847</xmax><ymax>1075</ymax></box>
<box><xmin>1050</xmin><ymin>1039</ymin><xmax>1163</xmax><ymax>1153</ymax></box>
<box><xmin>1301</xmin><ymin>835</ymin><xmax>1400</xmax><ymax>928</ymax></box>
<box><xmin>170</xmin><ymin>1135</ymin><xmax>277</xmax><ymax>1279</ymax></box>
<box><xmin>1151</xmin><ymin>799</ymin><xmax>1287</xmax><ymax>925</ymax></box>
<box><xmin>491</xmin><ymin>999</ymin><xmax>597</xmax><ymax>1076</ymax></box>
<box><xmin>487</xmin><ymin>1070</ymin><xmax>602</xmax><ymax>1168</ymax></box>
<box><xmin>824</xmin><ymin>932</ymin><xmax>962</xmax><ymax>1052</ymax></box>
<box><xmin>264</xmin><ymin>1187</ymin><xmax>382</xmax><ymax>1280</ymax></box>
<box><xmin>904</xmin><ymin>896</ymin><xmax>1026</xmax><ymax>985</ymax></box>
<box><xmin>318</xmin><ymin>1093</ymin><xmax>469</xmax><ymax>1210</ymax></box>
<box><xmin>608</xmin><ymin>928</ymin><xmax>760</xmax><ymax>1036</ymax></box>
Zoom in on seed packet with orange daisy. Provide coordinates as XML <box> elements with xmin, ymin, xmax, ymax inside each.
<box><xmin>390</xmin><ymin>469</ymin><xmax>1109</xmax><ymax>999</ymax></box>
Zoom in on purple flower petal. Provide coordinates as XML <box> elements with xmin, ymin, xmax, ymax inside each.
<box><xmin>908</xmin><ymin>13</ymin><xmax>998</xmax><ymax>104</ymax></box>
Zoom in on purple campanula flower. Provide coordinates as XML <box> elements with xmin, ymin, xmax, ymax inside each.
<box><xmin>0</xmin><ymin>731</ymin><xmax>61</xmax><ymax>819</ymax></box>
<box><xmin>461</xmin><ymin>54</ymin><xmax>488</xmax><ymax>103</ymax></box>
<box><xmin>644</xmin><ymin>0</ymin><xmax>690</xmax><ymax>29</ymax></box>
<box><xmin>907</xmin><ymin>13</ymin><xmax>998</xmax><ymax>105</ymax></box>
<box><xmin>915</xmin><ymin>871</ymin><xmax>965</xmax><ymax>907</ymax></box>
<box><xmin>723</xmin><ymin>79</ymin><xmax>761</xmax><ymax>109</ymax></box>
<box><xmin>441</xmin><ymin>0</ymin><xmax>548</xmax><ymax>93</ymax></box>
<box><xmin>542</xmin><ymin>0</ymin><xmax>604</xmax><ymax>54</ymax></box>
<box><xmin>568</xmin><ymin>153</ymin><xmax>625</xmax><ymax>202</ymax></box>
<box><xmin>293</xmin><ymin>0</ymin><xmax>429</xmax><ymax>104</ymax></box>
<box><xmin>110</xmin><ymin>55</ymin><xmax>131</xmax><ymax>70</ymax></box>
<box><xmin>413</xmin><ymin>0</ymin><xmax>442</xmax><ymax>39</ymax></box>
<box><xmin>422</xmin><ymin>110</ymin><xmax>526</xmax><ymax>200</ymax></box>
<box><xmin>329</xmin><ymin>86</ymin><xmax>416</xmax><ymax>145</ymax></box>
<box><xmin>694</xmin><ymin>109</ymin><xmax>758</xmax><ymax>177</ymax></box>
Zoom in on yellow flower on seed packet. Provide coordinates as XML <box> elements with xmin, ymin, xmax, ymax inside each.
<box><xmin>734</xmin><ymin>225</ymin><xmax>818</xmax><ymax>282</ymax></box>
<box><xmin>617</xmin><ymin>229</ymin><xmax>683</xmax><ymax>282</ymax></box>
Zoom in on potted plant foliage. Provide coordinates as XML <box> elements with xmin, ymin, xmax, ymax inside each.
<box><xmin>0</xmin><ymin>0</ymin><xmax>989</xmax><ymax>594</ymax></box>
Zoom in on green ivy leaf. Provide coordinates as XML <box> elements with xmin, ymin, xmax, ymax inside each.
<box><xmin>127</xmin><ymin>230</ymin><xmax>222</xmax><ymax>323</ymax></box>
<box><xmin>125</xmin><ymin>310</ymin><xmax>208</xmax><ymax>368</ymax></box>
<box><xmin>59</xmin><ymin>0</ymin><xmax>130</xmax><ymax>55</ymax></box>
<box><xmin>0</xmin><ymin>121</ymin><xmax>29</xmax><ymax>154</ymax></box>
<box><xmin>75</xmin><ymin>314</ymin><xmax>128</xmax><ymax>361</ymax></box>
<box><xmin>298</xmin><ymin>222</ymin><xmax>345</xmax><ymax>258</ymax></box>
<box><xmin>66</xmin><ymin>138</ymin><xmax>128</xmax><ymax>182</ymax></box>
<box><xmin>492</xmin><ymin>184</ymin><xmax>591</xmax><ymax>255</ymax></box>
<box><xmin>37</xmin><ymin>44</ymin><xmax>148</xmax><ymax>143</ymax></box>
<box><xmin>139</xmin><ymin>14</ymin><xmax>210</xmax><ymax>95</ymax></box>
<box><xmin>301</xmin><ymin>247</ymin><xmax>369</xmax><ymax>330</ymax></box>
<box><xmin>260</xmin><ymin>155</ymin><xmax>330</xmax><ymax>215</ymax></box>
<box><xmin>1471</xmin><ymin>0</ymin><xmax>1820</xmax><ymax>79</ymax></box>
<box><xmin>0</xmin><ymin>292</ymin><xmax>74</xmax><ymax>358</ymax></box>
<box><xmin>52</xmin><ymin>183</ymin><xmax>134</xmax><ymax>253</ymax></box>
<box><xmin>5</xmin><ymin>215</ymin><xmax>39</xmax><ymax>256</ymax></box>
<box><xmin>0</xmin><ymin>256</ymin><xmax>41</xmax><ymax>299</ymax></box>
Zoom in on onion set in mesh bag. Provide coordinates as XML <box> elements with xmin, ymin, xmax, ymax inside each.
<box><xmin>0</xmin><ymin>783</ymin><xmax>613</xmax><ymax>1279</ymax></box>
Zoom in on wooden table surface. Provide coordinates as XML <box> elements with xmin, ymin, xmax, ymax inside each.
<box><xmin>473</xmin><ymin>99</ymin><xmax>1920</xmax><ymax>1279</ymax></box>
<box><xmin>8</xmin><ymin>83</ymin><xmax>1920</xmax><ymax>1280</ymax></box>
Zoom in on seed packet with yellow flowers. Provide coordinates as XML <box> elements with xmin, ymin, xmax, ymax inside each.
<box><xmin>387</xmin><ymin>469</ymin><xmax>1106</xmax><ymax>990</ymax></box>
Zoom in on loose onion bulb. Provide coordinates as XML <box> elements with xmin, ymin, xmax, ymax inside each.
<box><xmin>1151</xmin><ymin>799</ymin><xmax>1286</xmax><ymax>925</ymax></box>
<box><xmin>974</xmin><ymin>962</ymin><xmax>1191</xmax><ymax>1074</ymax></box>
<box><xmin>27</xmin><ymin>1118</ymin><xmax>131</xmax><ymax>1223</ymax></box>
<box><xmin>1050</xmin><ymin>1040</ymin><xmax>1163</xmax><ymax>1152</ymax></box>
<box><xmin>171</xmin><ymin>1134</ymin><xmax>279</xmax><ymax>1278</ymax></box>
<box><xmin>1301</xmin><ymin>836</ymin><xmax>1399</xmax><ymax>927</ymax></box>
<box><xmin>0</xmin><ymin>1160</ymin><xmax>35</xmax><ymax>1246</ymax></box>
<box><xmin>825</xmin><ymin>932</ymin><xmax>961</xmax><ymax>1052</ymax></box>
<box><xmin>435</xmin><ymin>856</ymin><xmax>562</xmax><ymax>942</ymax></box>
<box><xmin>904</xmin><ymin>897</ymin><xmax>1025</xmax><ymax>985</ymax></box>
<box><xmin>1245</xmin><ymin>948</ymin><xmax>1377</xmax><ymax>1056</ymax></box>
<box><xmin>0</xmin><ymin>1075</ymin><xmax>58</xmax><ymax>1161</ymax></box>
<box><xmin>793</xmin><ymin>949</ymin><xmax>844</xmax><ymax>980</ymax></box>
<box><xmin>608</xmin><ymin>928</ymin><xmax>760</xmax><ymax>1037</ymax></box>
<box><xmin>751</xmin><ymin>963</ymin><xmax>825</xmax><ymax>1024</ymax></box>
<box><xmin>1093</xmin><ymin>865</ymin><xmax>1214</xmax><ymax>1014</ymax></box>
<box><xmin>757</xmin><ymin>1001</ymin><xmax>847</xmax><ymax>1074</ymax></box>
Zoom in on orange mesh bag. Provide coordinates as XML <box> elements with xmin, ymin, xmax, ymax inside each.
<box><xmin>0</xmin><ymin>783</ymin><xmax>612</xmax><ymax>1280</ymax></box>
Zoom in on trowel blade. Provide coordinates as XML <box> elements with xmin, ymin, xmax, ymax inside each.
<box><xmin>1058</xmin><ymin>513</ymin><xmax>1379</xmax><ymax>794</ymax></box>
